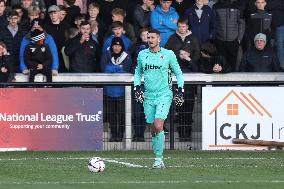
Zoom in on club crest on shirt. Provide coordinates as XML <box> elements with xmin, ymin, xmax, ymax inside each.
<box><xmin>160</xmin><ymin>55</ymin><xmax>164</xmax><ymax>59</ymax></box>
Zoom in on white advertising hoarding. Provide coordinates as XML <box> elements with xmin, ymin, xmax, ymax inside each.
<box><xmin>202</xmin><ymin>87</ymin><xmax>284</xmax><ymax>150</ymax></box>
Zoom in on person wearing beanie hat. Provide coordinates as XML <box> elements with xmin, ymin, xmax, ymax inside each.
<box><xmin>254</xmin><ymin>33</ymin><xmax>266</xmax><ymax>50</ymax></box>
<box><xmin>100</xmin><ymin>36</ymin><xmax>132</xmax><ymax>142</ymax></box>
<box><xmin>239</xmin><ymin>33</ymin><xmax>279</xmax><ymax>72</ymax></box>
<box><xmin>24</xmin><ymin>28</ymin><xmax>53</xmax><ymax>82</ymax></box>
<box><xmin>20</xmin><ymin>17</ymin><xmax>59</xmax><ymax>76</ymax></box>
<box><xmin>31</xmin><ymin>29</ymin><xmax>45</xmax><ymax>44</ymax></box>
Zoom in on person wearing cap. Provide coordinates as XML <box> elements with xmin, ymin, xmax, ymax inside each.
<box><xmin>23</xmin><ymin>29</ymin><xmax>52</xmax><ymax>82</ymax></box>
<box><xmin>64</xmin><ymin>20</ymin><xmax>99</xmax><ymax>72</ymax></box>
<box><xmin>150</xmin><ymin>0</ymin><xmax>179</xmax><ymax>47</ymax></box>
<box><xmin>19</xmin><ymin>18</ymin><xmax>59</xmax><ymax>76</ymax></box>
<box><xmin>100</xmin><ymin>36</ymin><xmax>132</xmax><ymax>142</ymax></box>
<box><xmin>239</xmin><ymin>33</ymin><xmax>279</xmax><ymax>72</ymax></box>
<box><xmin>0</xmin><ymin>10</ymin><xmax>27</xmax><ymax>74</ymax></box>
<box><xmin>45</xmin><ymin>5</ymin><xmax>69</xmax><ymax>72</ymax></box>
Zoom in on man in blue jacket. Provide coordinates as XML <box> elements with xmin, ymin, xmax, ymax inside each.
<box><xmin>150</xmin><ymin>0</ymin><xmax>179</xmax><ymax>47</ymax></box>
<box><xmin>19</xmin><ymin>18</ymin><xmax>59</xmax><ymax>76</ymax></box>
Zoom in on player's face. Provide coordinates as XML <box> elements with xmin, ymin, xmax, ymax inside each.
<box><xmin>196</xmin><ymin>0</ymin><xmax>204</xmax><ymax>6</ymax></box>
<box><xmin>147</xmin><ymin>33</ymin><xmax>160</xmax><ymax>49</ymax></box>
<box><xmin>255</xmin><ymin>0</ymin><xmax>266</xmax><ymax>10</ymax></box>
<box><xmin>177</xmin><ymin>23</ymin><xmax>188</xmax><ymax>34</ymax></box>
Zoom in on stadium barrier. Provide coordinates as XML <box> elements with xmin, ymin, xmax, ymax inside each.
<box><xmin>1</xmin><ymin>73</ymin><xmax>284</xmax><ymax>151</ymax></box>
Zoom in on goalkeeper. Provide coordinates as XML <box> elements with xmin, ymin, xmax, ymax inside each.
<box><xmin>134</xmin><ymin>29</ymin><xmax>184</xmax><ymax>169</ymax></box>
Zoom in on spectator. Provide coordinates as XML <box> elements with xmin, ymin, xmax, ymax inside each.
<box><xmin>100</xmin><ymin>36</ymin><xmax>132</xmax><ymax>142</ymax></box>
<box><xmin>19</xmin><ymin>18</ymin><xmax>59</xmax><ymax>76</ymax></box>
<box><xmin>247</xmin><ymin>0</ymin><xmax>272</xmax><ymax>49</ymax></box>
<box><xmin>0</xmin><ymin>0</ymin><xmax>8</xmax><ymax>31</ymax></box>
<box><xmin>0</xmin><ymin>42</ymin><xmax>14</xmax><ymax>82</ymax></box>
<box><xmin>266</xmin><ymin>0</ymin><xmax>284</xmax><ymax>70</ymax></box>
<box><xmin>213</xmin><ymin>0</ymin><xmax>245</xmax><ymax>71</ymax></box>
<box><xmin>171</xmin><ymin>0</ymin><xmax>193</xmax><ymax>17</ymax></box>
<box><xmin>27</xmin><ymin>5</ymin><xmax>41</xmax><ymax>21</ymax></box>
<box><xmin>45</xmin><ymin>5</ymin><xmax>69</xmax><ymax>72</ymax></box>
<box><xmin>58</xmin><ymin>5</ymin><xmax>68</xmax><ymax>23</ymax></box>
<box><xmin>102</xmin><ymin>21</ymin><xmax>133</xmax><ymax>54</ymax></box>
<box><xmin>12</xmin><ymin>4</ymin><xmax>30</xmax><ymax>30</ymax></box>
<box><xmin>65</xmin><ymin>21</ymin><xmax>99</xmax><ymax>72</ymax></box>
<box><xmin>57</xmin><ymin>0</ymin><xmax>87</xmax><ymax>13</ymax></box>
<box><xmin>24</xmin><ymin>29</ymin><xmax>52</xmax><ymax>82</ymax></box>
<box><xmin>87</xmin><ymin>2</ymin><xmax>106</xmax><ymax>46</ymax></box>
<box><xmin>184</xmin><ymin>0</ymin><xmax>216</xmax><ymax>45</ymax></box>
<box><xmin>74</xmin><ymin>13</ymin><xmax>85</xmax><ymax>29</ymax></box>
<box><xmin>175</xmin><ymin>46</ymin><xmax>198</xmax><ymax>141</ymax></box>
<box><xmin>150</xmin><ymin>0</ymin><xmax>179</xmax><ymax>47</ymax></box>
<box><xmin>239</xmin><ymin>33</ymin><xmax>279</xmax><ymax>72</ymax></box>
<box><xmin>0</xmin><ymin>11</ymin><xmax>27</xmax><ymax>73</ymax></box>
<box><xmin>94</xmin><ymin>0</ymin><xmax>123</xmax><ymax>28</ymax></box>
<box><xmin>165</xmin><ymin>18</ymin><xmax>200</xmax><ymax>65</ymax></box>
<box><xmin>133</xmin><ymin>0</ymin><xmax>155</xmax><ymax>37</ymax></box>
<box><xmin>108</xmin><ymin>8</ymin><xmax>137</xmax><ymax>44</ymax></box>
<box><xmin>198</xmin><ymin>41</ymin><xmax>230</xmax><ymax>73</ymax></box>
<box><xmin>61</xmin><ymin>27</ymin><xmax>79</xmax><ymax>71</ymax></box>
<box><xmin>63</xmin><ymin>0</ymin><xmax>81</xmax><ymax>26</ymax></box>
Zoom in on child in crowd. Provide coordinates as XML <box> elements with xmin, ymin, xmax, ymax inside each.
<box><xmin>24</xmin><ymin>29</ymin><xmax>52</xmax><ymax>82</ymax></box>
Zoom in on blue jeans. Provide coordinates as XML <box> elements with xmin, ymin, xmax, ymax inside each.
<box><xmin>276</xmin><ymin>25</ymin><xmax>284</xmax><ymax>69</ymax></box>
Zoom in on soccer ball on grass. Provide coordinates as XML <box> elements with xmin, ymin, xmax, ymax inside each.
<box><xmin>88</xmin><ymin>157</ymin><xmax>105</xmax><ymax>172</ymax></box>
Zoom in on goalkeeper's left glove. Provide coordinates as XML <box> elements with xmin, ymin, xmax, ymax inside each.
<box><xmin>134</xmin><ymin>85</ymin><xmax>144</xmax><ymax>104</ymax></box>
<box><xmin>174</xmin><ymin>87</ymin><xmax>184</xmax><ymax>106</ymax></box>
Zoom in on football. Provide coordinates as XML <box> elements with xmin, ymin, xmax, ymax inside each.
<box><xmin>87</xmin><ymin>157</ymin><xmax>105</xmax><ymax>173</ymax></box>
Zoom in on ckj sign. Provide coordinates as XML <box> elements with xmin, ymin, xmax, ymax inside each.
<box><xmin>202</xmin><ymin>87</ymin><xmax>284</xmax><ymax>150</ymax></box>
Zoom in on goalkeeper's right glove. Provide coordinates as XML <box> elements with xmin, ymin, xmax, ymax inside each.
<box><xmin>174</xmin><ymin>87</ymin><xmax>184</xmax><ymax>107</ymax></box>
<box><xmin>134</xmin><ymin>85</ymin><xmax>144</xmax><ymax>103</ymax></box>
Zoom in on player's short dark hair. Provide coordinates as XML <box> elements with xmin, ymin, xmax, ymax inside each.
<box><xmin>148</xmin><ymin>29</ymin><xmax>160</xmax><ymax>35</ymax></box>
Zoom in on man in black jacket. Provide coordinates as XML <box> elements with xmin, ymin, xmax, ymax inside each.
<box><xmin>239</xmin><ymin>33</ymin><xmax>279</xmax><ymax>72</ymax></box>
<box><xmin>213</xmin><ymin>0</ymin><xmax>245</xmax><ymax>71</ymax></box>
<box><xmin>0</xmin><ymin>11</ymin><xmax>27</xmax><ymax>73</ymax></box>
<box><xmin>65</xmin><ymin>21</ymin><xmax>98</xmax><ymax>72</ymax></box>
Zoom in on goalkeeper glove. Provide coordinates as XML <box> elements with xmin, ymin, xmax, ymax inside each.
<box><xmin>134</xmin><ymin>85</ymin><xmax>144</xmax><ymax>103</ymax></box>
<box><xmin>174</xmin><ymin>87</ymin><xmax>184</xmax><ymax>106</ymax></box>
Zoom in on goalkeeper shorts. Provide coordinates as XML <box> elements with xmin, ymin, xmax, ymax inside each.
<box><xmin>143</xmin><ymin>96</ymin><xmax>172</xmax><ymax>123</ymax></box>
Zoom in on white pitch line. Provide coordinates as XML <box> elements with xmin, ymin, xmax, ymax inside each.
<box><xmin>0</xmin><ymin>157</ymin><xmax>284</xmax><ymax>161</ymax></box>
<box><xmin>105</xmin><ymin>159</ymin><xmax>147</xmax><ymax>168</ymax></box>
<box><xmin>0</xmin><ymin>180</ymin><xmax>284</xmax><ymax>185</ymax></box>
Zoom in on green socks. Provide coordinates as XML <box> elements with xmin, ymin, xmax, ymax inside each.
<box><xmin>152</xmin><ymin>130</ymin><xmax>165</xmax><ymax>159</ymax></box>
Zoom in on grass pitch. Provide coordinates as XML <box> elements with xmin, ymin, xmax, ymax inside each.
<box><xmin>0</xmin><ymin>150</ymin><xmax>284</xmax><ymax>189</ymax></box>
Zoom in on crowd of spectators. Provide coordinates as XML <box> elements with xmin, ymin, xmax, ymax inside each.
<box><xmin>0</xmin><ymin>0</ymin><xmax>284</xmax><ymax>141</ymax></box>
